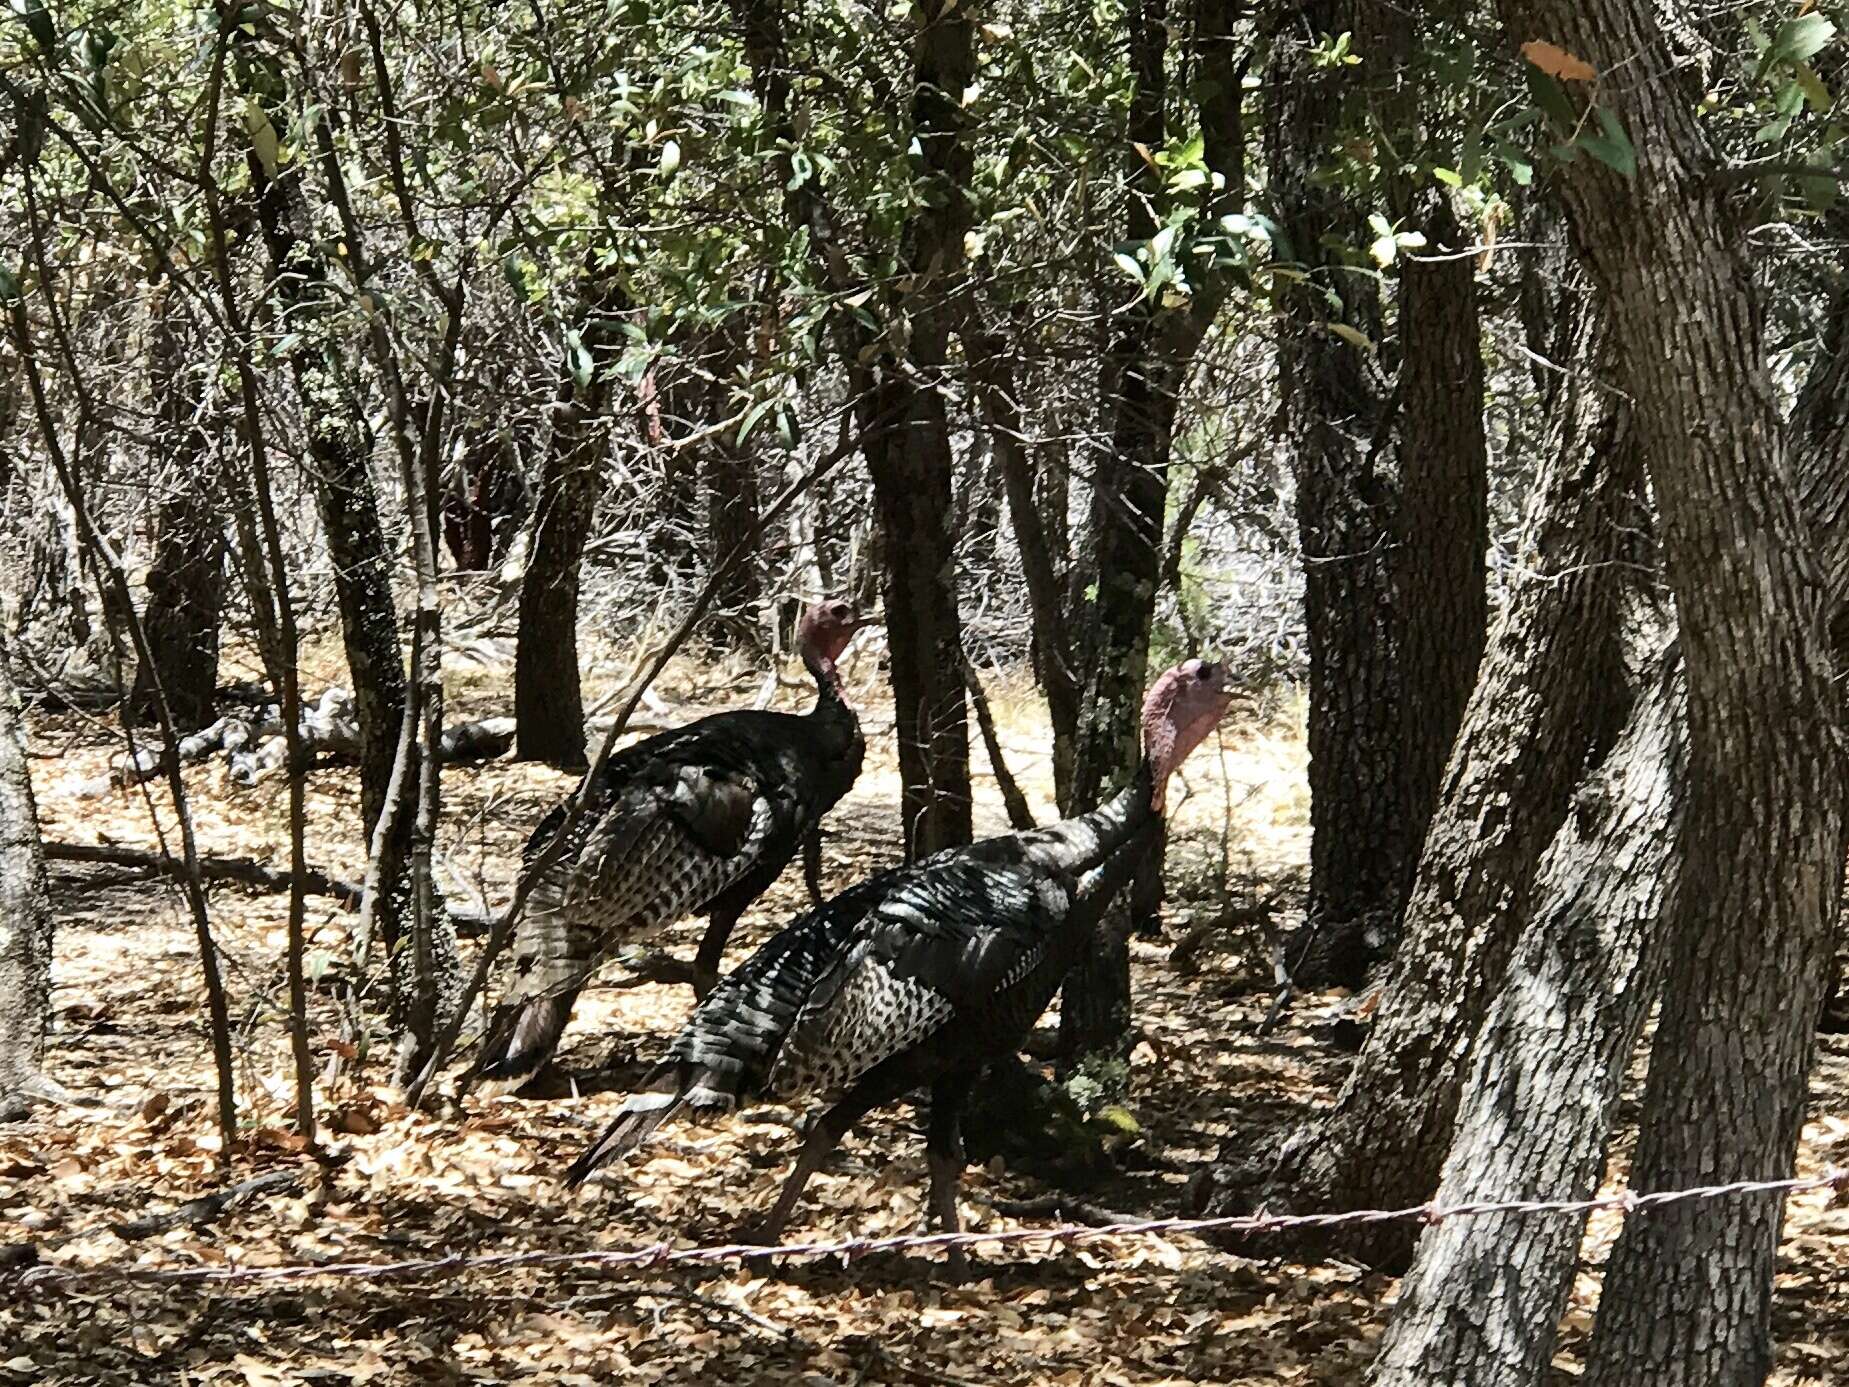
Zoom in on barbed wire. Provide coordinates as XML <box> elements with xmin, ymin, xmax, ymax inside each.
<box><xmin>12</xmin><ymin>1165</ymin><xmax>1847</xmax><ymax>1294</ymax></box>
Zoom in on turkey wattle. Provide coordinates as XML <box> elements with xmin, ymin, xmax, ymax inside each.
<box><xmin>472</xmin><ymin>598</ymin><xmax>872</xmax><ymax>1096</ymax></box>
<box><xmin>562</xmin><ymin>658</ymin><xmax>1236</xmax><ymax>1274</ymax></box>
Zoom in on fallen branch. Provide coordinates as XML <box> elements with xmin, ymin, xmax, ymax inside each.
<box><xmin>109</xmin><ymin>1170</ymin><xmax>302</xmax><ymax>1242</ymax></box>
<box><xmin>75</xmin><ymin>691</ymin><xmax>517</xmax><ymax>797</ymax></box>
<box><xmin>985</xmin><ymin>1193</ymin><xmax>1140</xmax><ymax>1227</ymax></box>
<box><xmin>41</xmin><ymin>840</ymin><xmax>496</xmax><ymax>935</ymax></box>
<box><xmin>45</xmin><ymin>840</ymin><xmax>365</xmax><ymax>908</ymax></box>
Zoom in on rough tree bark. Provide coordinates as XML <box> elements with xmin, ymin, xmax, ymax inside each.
<box><xmin>1371</xmin><ymin>6</ymin><xmax>1848</xmax><ymax>1381</ymax></box>
<box><xmin>1213</xmin><ymin>296</ymin><xmax>1641</xmax><ymax>1259</ymax></box>
<box><xmin>1369</xmin><ymin>655</ymin><xmax>1687</xmax><ymax>1385</ymax></box>
<box><xmin>705</xmin><ymin>421</ymin><xmax>764</xmax><ymax>651</ymax></box>
<box><xmin>513</xmin><ymin>324</ymin><xmax>612</xmax><ymax>769</ymax></box>
<box><xmin>0</xmin><ymin>639</ymin><xmax>55</xmax><ymax>1121</ymax></box>
<box><xmin>1391</xmin><ymin>197</ymin><xmax>1488</xmax><ymax>893</ymax></box>
<box><xmin>1267</xmin><ymin>2</ymin><xmax>1406</xmax><ymax>983</ymax></box>
<box><xmin>127</xmin><ymin>288</ymin><xmax>226</xmax><ymax>732</ymax></box>
<box><xmin>862</xmin><ymin>0</ymin><xmax>976</xmax><ymax>861</ymax></box>
<box><xmin>240</xmin><ymin>55</ymin><xmax>425</xmax><ymax>1037</ymax></box>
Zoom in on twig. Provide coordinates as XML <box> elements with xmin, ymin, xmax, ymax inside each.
<box><xmin>44</xmin><ymin>840</ymin><xmax>364</xmax><ymax>907</ymax></box>
<box><xmin>985</xmin><ymin>1193</ymin><xmax>1140</xmax><ymax>1227</ymax></box>
<box><xmin>960</xmin><ymin>654</ymin><xmax>1036</xmax><ymax>831</ymax></box>
<box><xmin>109</xmin><ymin>1170</ymin><xmax>303</xmax><ymax>1242</ymax></box>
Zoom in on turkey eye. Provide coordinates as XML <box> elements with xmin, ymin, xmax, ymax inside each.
<box><xmin>1197</xmin><ymin>661</ymin><xmax>1219</xmax><ymax>681</ymax></box>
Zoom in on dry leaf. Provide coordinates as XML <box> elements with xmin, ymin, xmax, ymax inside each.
<box><xmin>1522</xmin><ymin>39</ymin><xmax>1597</xmax><ymax>82</ymax></box>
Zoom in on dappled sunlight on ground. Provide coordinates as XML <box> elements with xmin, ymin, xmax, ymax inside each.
<box><xmin>1</xmin><ymin>660</ymin><xmax>1844</xmax><ymax>1384</ymax></box>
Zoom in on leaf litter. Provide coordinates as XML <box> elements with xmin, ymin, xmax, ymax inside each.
<box><xmin>1</xmin><ymin>660</ymin><xmax>1845</xmax><ymax>1385</ymax></box>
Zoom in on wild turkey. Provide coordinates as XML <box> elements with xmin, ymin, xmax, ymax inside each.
<box><xmin>473</xmin><ymin>598</ymin><xmax>872</xmax><ymax>1095</ymax></box>
<box><xmin>563</xmin><ymin>657</ymin><xmax>1235</xmax><ymax>1274</ymax></box>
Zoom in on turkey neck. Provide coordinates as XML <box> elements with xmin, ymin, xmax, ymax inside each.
<box><xmin>1014</xmin><ymin>760</ymin><xmax>1159</xmax><ymax>878</ymax></box>
<box><xmin>801</xmin><ymin>645</ymin><xmax>859</xmax><ymax>747</ymax></box>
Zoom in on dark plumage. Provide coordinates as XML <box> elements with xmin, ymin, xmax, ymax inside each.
<box><xmin>473</xmin><ymin>599</ymin><xmax>871</xmax><ymax>1095</ymax></box>
<box><xmin>563</xmin><ymin>659</ymin><xmax>1237</xmax><ymax>1274</ymax></box>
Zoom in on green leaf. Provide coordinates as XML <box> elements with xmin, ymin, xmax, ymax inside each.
<box><xmin>735</xmin><ymin>396</ymin><xmax>776</xmax><ymax>446</ymax></box>
<box><xmin>564</xmin><ymin>329</ymin><xmax>594</xmax><ymax>389</ymax></box>
<box><xmin>1579</xmin><ymin>106</ymin><xmax>1637</xmax><ymax>177</ymax></box>
<box><xmin>1797</xmin><ymin>64</ymin><xmax>1833</xmax><ymax>112</ymax></box>
<box><xmin>1801</xmin><ymin>170</ymin><xmax>1840</xmax><ymax>212</ymax></box>
<box><xmin>1369</xmin><ymin>233</ymin><xmax>1399</xmax><ymax>266</ymax></box>
<box><xmin>1111</xmin><ymin>247</ymin><xmax>1145</xmax><ymax>282</ymax></box>
<box><xmin>243</xmin><ymin>99</ymin><xmax>282</xmax><ymax>175</ymax></box>
<box><xmin>13</xmin><ymin>0</ymin><xmax>55</xmax><ymax>53</ymax></box>
<box><xmin>658</xmin><ymin>138</ymin><xmax>681</xmax><ymax>177</ymax></box>
<box><xmin>1432</xmin><ymin>165</ymin><xmax>1463</xmax><ymax>187</ymax></box>
<box><xmin>0</xmin><ymin>263</ymin><xmax>18</xmax><ymax>304</ymax></box>
<box><xmin>1327</xmin><ymin>322</ymin><xmax>1373</xmax><ymax>352</ymax></box>
<box><xmin>1525</xmin><ymin>67</ymin><xmax>1579</xmax><ymax>134</ymax></box>
<box><xmin>1769</xmin><ymin>14</ymin><xmax>1836</xmax><ymax>71</ymax></box>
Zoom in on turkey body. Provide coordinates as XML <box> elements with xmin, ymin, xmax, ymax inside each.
<box><xmin>474</xmin><ymin>681</ymin><xmax>863</xmax><ymax>1094</ymax></box>
<box><xmin>563</xmin><ymin>766</ymin><xmax>1161</xmax><ymax>1269</ymax></box>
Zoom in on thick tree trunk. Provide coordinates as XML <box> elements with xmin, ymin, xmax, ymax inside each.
<box><xmin>1529</xmin><ymin>11</ymin><xmax>1842</xmax><ymax>1385</ymax></box>
<box><xmin>1374</xmin><ymin>7</ymin><xmax>1847</xmax><ymax>1381</ymax></box>
<box><xmin>1225</xmin><ymin>303</ymin><xmax>1640</xmax><ymax>1258</ymax></box>
<box><xmin>1391</xmin><ymin>198</ymin><xmax>1488</xmax><ymax>899</ymax></box>
<box><xmin>1369</xmin><ymin>659</ymin><xmax>1686</xmax><ymax>1385</ymax></box>
<box><xmin>514</xmin><ymin>352</ymin><xmax>610</xmax><ymax>769</ymax></box>
<box><xmin>1370</xmin><ymin>290</ymin><xmax>1849</xmax><ymax>1387</ymax></box>
<box><xmin>127</xmin><ymin>295</ymin><xmax>225</xmax><ymax>732</ymax></box>
<box><xmin>0</xmin><ymin>641</ymin><xmax>54</xmax><ymax>1121</ymax></box>
<box><xmin>865</xmin><ymin>0</ymin><xmax>975</xmax><ymax>861</ymax></box>
<box><xmin>1267</xmin><ymin>4</ymin><xmax>1405</xmax><ymax>984</ymax></box>
<box><xmin>867</xmin><ymin>379</ymin><xmax>974</xmax><ymax>859</ymax></box>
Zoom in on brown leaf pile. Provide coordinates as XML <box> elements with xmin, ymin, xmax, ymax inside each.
<box><xmin>2</xmin><ymin>664</ymin><xmax>1844</xmax><ymax>1385</ymax></box>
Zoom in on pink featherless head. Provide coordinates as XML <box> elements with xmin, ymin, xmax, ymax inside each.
<box><xmin>797</xmin><ymin>597</ymin><xmax>872</xmax><ymax>668</ymax></box>
<box><xmin>1141</xmin><ymin>658</ymin><xmax>1236</xmax><ymax>811</ymax></box>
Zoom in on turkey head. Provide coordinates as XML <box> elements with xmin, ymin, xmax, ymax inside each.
<box><xmin>1142</xmin><ymin>658</ymin><xmax>1236</xmax><ymax>812</ymax></box>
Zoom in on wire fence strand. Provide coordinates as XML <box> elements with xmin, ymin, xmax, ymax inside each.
<box><xmin>12</xmin><ymin>1165</ymin><xmax>1848</xmax><ymax>1294</ymax></box>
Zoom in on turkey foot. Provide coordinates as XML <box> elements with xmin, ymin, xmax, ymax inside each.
<box><xmin>508</xmin><ymin>1061</ymin><xmax>581</xmax><ymax>1100</ymax></box>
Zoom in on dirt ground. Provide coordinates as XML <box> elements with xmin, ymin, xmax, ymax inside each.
<box><xmin>2</xmin><ymin>641</ymin><xmax>1847</xmax><ymax>1385</ymax></box>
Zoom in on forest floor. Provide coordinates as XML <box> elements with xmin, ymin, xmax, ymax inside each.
<box><xmin>2</xmin><ymin>636</ymin><xmax>1848</xmax><ymax>1385</ymax></box>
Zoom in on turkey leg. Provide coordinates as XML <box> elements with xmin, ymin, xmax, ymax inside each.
<box><xmin>691</xmin><ymin>906</ymin><xmax>742</xmax><ymax>999</ymax></box>
<box><xmin>802</xmin><ymin>828</ymin><xmax>825</xmax><ymax>906</ymax></box>
<box><xmin>747</xmin><ymin>1066</ymin><xmax>913</xmax><ymax>1246</ymax></box>
<box><xmin>927</xmin><ymin>1073</ymin><xmax>976</xmax><ymax>1280</ymax></box>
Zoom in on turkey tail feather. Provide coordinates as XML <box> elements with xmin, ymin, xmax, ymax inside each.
<box><xmin>471</xmin><ymin>989</ymin><xmax>578</xmax><ymax>1096</ymax></box>
<box><xmin>563</xmin><ymin>1063</ymin><xmax>705</xmax><ymax>1186</ymax></box>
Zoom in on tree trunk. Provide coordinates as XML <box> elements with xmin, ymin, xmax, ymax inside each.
<box><xmin>864</xmin><ymin>0</ymin><xmax>976</xmax><ymax>862</ymax></box>
<box><xmin>705</xmin><ymin>419</ymin><xmax>764</xmax><ymax>652</ymax></box>
<box><xmin>1369</xmin><ymin>290</ymin><xmax>1849</xmax><ymax>1387</ymax></box>
<box><xmin>1391</xmin><ymin>198</ymin><xmax>1489</xmax><ymax>904</ymax></box>
<box><xmin>1369</xmin><ymin>658</ymin><xmax>1686</xmax><ymax>1385</ymax></box>
<box><xmin>1267</xmin><ymin>3</ymin><xmax>1405</xmax><ymax>984</ymax></box>
<box><xmin>244</xmin><ymin>122</ymin><xmax>421</xmax><ymax>1022</ymax></box>
<box><xmin>1373</xmin><ymin>6</ymin><xmax>1848</xmax><ymax>1380</ymax></box>
<box><xmin>1225</xmin><ymin>301</ymin><xmax>1641</xmax><ymax>1259</ymax></box>
<box><xmin>514</xmin><ymin>331</ymin><xmax>612</xmax><ymax>769</ymax></box>
<box><xmin>127</xmin><ymin>290</ymin><xmax>225</xmax><ymax>732</ymax></box>
<box><xmin>0</xmin><ymin>639</ymin><xmax>54</xmax><ymax>1121</ymax></box>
